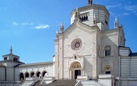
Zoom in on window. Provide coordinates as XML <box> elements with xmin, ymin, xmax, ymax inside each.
<box><xmin>14</xmin><ymin>58</ymin><xmax>18</xmax><ymax>61</ymax></box>
<box><xmin>80</xmin><ymin>15</ymin><xmax>88</xmax><ymax>21</ymax></box>
<box><xmin>4</xmin><ymin>57</ymin><xmax>7</xmax><ymax>60</ymax></box>
<box><xmin>105</xmin><ymin>20</ymin><xmax>108</xmax><ymax>25</ymax></box>
<box><xmin>104</xmin><ymin>45</ymin><xmax>111</xmax><ymax>56</ymax></box>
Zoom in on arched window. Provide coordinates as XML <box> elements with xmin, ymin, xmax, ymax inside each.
<box><xmin>19</xmin><ymin>72</ymin><xmax>24</xmax><ymax>81</ymax></box>
<box><xmin>25</xmin><ymin>72</ymin><xmax>29</xmax><ymax>78</ymax></box>
<box><xmin>42</xmin><ymin>71</ymin><xmax>47</xmax><ymax>77</ymax></box>
<box><xmin>105</xmin><ymin>65</ymin><xmax>111</xmax><ymax>74</ymax></box>
<box><xmin>80</xmin><ymin>15</ymin><xmax>88</xmax><ymax>21</ymax></box>
<box><xmin>30</xmin><ymin>72</ymin><xmax>35</xmax><ymax>77</ymax></box>
<box><xmin>104</xmin><ymin>45</ymin><xmax>111</xmax><ymax>56</ymax></box>
<box><xmin>36</xmin><ymin>71</ymin><xmax>41</xmax><ymax>77</ymax></box>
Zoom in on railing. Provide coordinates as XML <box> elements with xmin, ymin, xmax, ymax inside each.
<box><xmin>0</xmin><ymin>81</ymin><xmax>21</xmax><ymax>86</ymax></box>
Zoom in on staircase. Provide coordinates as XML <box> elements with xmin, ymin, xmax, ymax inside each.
<box><xmin>80</xmin><ymin>80</ymin><xmax>104</xmax><ymax>86</ymax></box>
<box><xmin>45</xmin><ymin>79</ymin><xmax>76</xmax><ymax>86</ymax></box>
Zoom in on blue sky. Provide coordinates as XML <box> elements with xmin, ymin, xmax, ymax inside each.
<box><xmin>0</xmin><ymin>0</ymin><xmax>137</xmax><ymax>63</ymax></box>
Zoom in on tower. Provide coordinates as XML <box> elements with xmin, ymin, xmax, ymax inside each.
<box><xmin>70</xmin><ymin>0</ymin><xmax>109</xmax><ymax>30</ymax></box>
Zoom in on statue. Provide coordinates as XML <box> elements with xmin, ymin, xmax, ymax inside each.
<box><xmin>88</xmin><ymin>0</ymin><xmax>93</xmax><ymax>5</ymax></box>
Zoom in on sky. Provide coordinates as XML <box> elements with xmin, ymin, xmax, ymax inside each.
<box><xmin>0</xmin><ymin>0</ymin><xmax>137</xmax><ymax>63</ymax></box>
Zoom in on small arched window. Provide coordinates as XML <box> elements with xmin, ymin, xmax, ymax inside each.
<box><xmin>104</xmin><ymin>45</ymin><xmax>111</xmax><ymax>56</ymax></box>
<box><xmin>80</xmin><ymin>15</ymin><xmax>88</xmax><ymax>21</ymax></box>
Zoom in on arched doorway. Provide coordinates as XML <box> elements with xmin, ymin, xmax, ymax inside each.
<box><xmin>25</xmin><ymin>72</ymin><xmax>29</xmax><ymax>78</ymax></box>
<box><xmin>19</xmin><ymin>72</ymin><xmax>24</xmax><ymax>81</ymax></box>
<box><xmin>36</xmin><ymin>71</ymin><xmax>41</xmax><ymax>78</ymax></box>
<box><xmin>71</xmin><ymin>62</ymin><xmax>81</xmax><ymax>79</ymax></box>
<box><xmin>30</xmin><ymin>72</ymin><xmax>35</xmax><ymax>77</ymax></box>
<box><xmin>42</xmin><ymin>71</ymin><xmax>47</xmax><ymax>77</ymax></box>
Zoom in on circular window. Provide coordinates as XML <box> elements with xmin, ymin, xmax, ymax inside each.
<box><xmin>71</xmin><ymin>38</ymin><xmax>82</xmax><ymax>50</ymax></box>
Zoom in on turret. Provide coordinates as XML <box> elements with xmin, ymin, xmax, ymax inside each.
<box><xmin>60</xmin><ymin>23</ymin><xmax>64</xmax><ymax>33</ymax></box>
<box><xmin>2</xmin><ymin>47</ymin><xmax>20</xmax><ymax>62</ymax></box>
<box><xmin>56</xmin><ymin>30</ymin><xmax>59</xmax><ymax>39</ymax></box>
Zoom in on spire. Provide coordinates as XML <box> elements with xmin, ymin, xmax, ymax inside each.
<box><xmin>10</xmin><ymin>46</ymin><xmax>13</xmax><ymax>55</ymax></box>
<box><xmin>60</xmin><ymin>23</ymin><xmax>64</xmax><ymax>33</ymax></box>
<box><xmin>56</xmin><ymin>30</ymin><xmax>58</xmax><ymax>39</ymax></box>
<box><xmin>114</xmin><ymin>17</ymin><xmax>119</xmax><ymax>29</ymax></box>
<box><xmin>56</xmin><ymin>30</ymin><xmax>58</xmax><ymax>34</ymax></box>
<box><xmin>88</xmin><ymin>0</ymin><xmax>93</xmax><ymax>5</ymax></box>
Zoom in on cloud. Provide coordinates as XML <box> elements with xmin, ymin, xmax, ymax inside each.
<box><xmin>34</xmin><ymin>24</ymin><xmax>50</xmax><ymax>29</ymax></box>
<box><xmin>106</xmin><ymin>3</ymin><xmax>122</xmax><ymax>9</ymax></box>
<box><xmin>12</xmin><ymin>22</ymin><xmax>34</xmax><ymax>26</ymax></box>
<box><xmin>12</xmin><ymin>22</ymin><xmax>18</xmax><ymax>26</ymax></box>
<box><xmin>124</xmin><ymin>5</ymin><xmax>137</xmax><ymax>15</ymax></box>
<box><xmin>107</xmin><ymin>3</ymin><xmax>137</xmax><ymax>17</ymax></box>
<box><xmin>20</xmin><ymin>22</ymin><xmax>34</xmax><ymax>25</ymax></box>
<box><xmin>123</xmin><ymin>12</ymin><xmax>130</xmax><ymax>16</ymax></box>
<box><xmin>21</xmin><ymin>23</ymin><xmax>29</xmax><ymax>25</ymax></box>
<box><xmin>12</xmin><ymin>22</ymin><xmax>49</xmax><ymax>30</ymax></box>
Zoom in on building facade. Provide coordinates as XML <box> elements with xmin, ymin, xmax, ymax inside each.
<box><xmin>0</xmin><ymin>0</ymin><xmax>137</xmax><ymax>86</ymax></box>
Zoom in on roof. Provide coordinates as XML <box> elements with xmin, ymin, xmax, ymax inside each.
<box><xmin>0</xmin><ymin>60</ymin><xmax>24</xmax><ymax>64</ymax></box>
<box><xmin>129</xmin><ymin>52</ymin><xmax>137</xmax><ymax>56</ymax></box>
<box><xmin>71</xmin><ymin>4</ymin><xmax>109</xmax><ymax>17</ymax></box>
<box><xmin>63</xmin><ymin>19</ymin><xmax>100</xmax><ymax>36</ymax></box>
<box><xmin>2</xmin><ymin>53</ymin><xmax>19</xmax><ymax>58</ymax></box>
<box><xmin>19</xmin><ymin>61</ymin><xmax>53</xmax><ymax>67</ymax></box>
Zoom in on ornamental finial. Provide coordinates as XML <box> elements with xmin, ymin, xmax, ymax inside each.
<box><xmin>88</xmin><ymin>0</ymin><xmax>93</xmax><ymax>5</ymax></box>
<box><xmin>10</xmin><ymin>46</ymin><xmax>13</xmax><ymax>54</ymax></box>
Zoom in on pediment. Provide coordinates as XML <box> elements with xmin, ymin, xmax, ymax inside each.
<box><xmin>63</xmin><ymin>21</ymin><xmax>98</xmax><ymax>38</ymax></box>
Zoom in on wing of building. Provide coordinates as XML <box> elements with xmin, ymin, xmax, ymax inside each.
<box><xmin>0</xmin><ymin>0</ymin><xmax>137</xmax><ymax>86</ymax></box>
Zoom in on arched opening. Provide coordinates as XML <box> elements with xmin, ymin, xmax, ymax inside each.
<box><xmin>42</xmin><ymin>71</ymin><xmax>47</xmax><ymax>77</ymax></box>
<box><xmin>71</xmin><ymin>62</ymin><xmax>81</xmax><ymax>79</ymax></box>
<box><xmin>25</xmin><ymin>72</ymin><xmax>29</xmax><ymax>78</ymax></box>
<box><xmin>71</xmin><ymin>62</ymin><xmax>81</xmax><ymax>68</ymax></box>
<box><xmin>19</xmin><ymin>72</ymin><xmax>24</xmax><ymax>81</ymax></box>
<box><xmin>30</xmin><ymin>72</ymin><xmax>35</xmax><ymax>77</ymax></box>
<box><xmin>36</xmin><ymin>71</ymin><xmax>41</xmax><ymax>77</ymax></box>
<box><xmin>105</xmin><ymin>65</ymin><xmax>111</xmax><ymax>74</ymax></box>
<box><xmin>104</xmin><ymin>45</ymin><xmax>111</xmax><ymax>56</ymax></box>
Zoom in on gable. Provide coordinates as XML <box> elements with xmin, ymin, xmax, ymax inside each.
<box><xmin>63</xmin><ymin>21</ymin><xmax>98</xmax><ymax>38</ymax></box>
<box><xmin>61</xmin><ymin>21</ymin><xmax>100</xmax><ymax>57</ymax></box>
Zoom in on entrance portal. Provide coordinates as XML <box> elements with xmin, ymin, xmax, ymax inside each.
<box><xmin>71</xmin><ymin>62</ymin><xmax>81</xmax><ymax>79</ymax></box>
<box><xmin>75</xmin><ymin>70</ymin><xmax>81</xmax><ymax>79</ymax></box>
